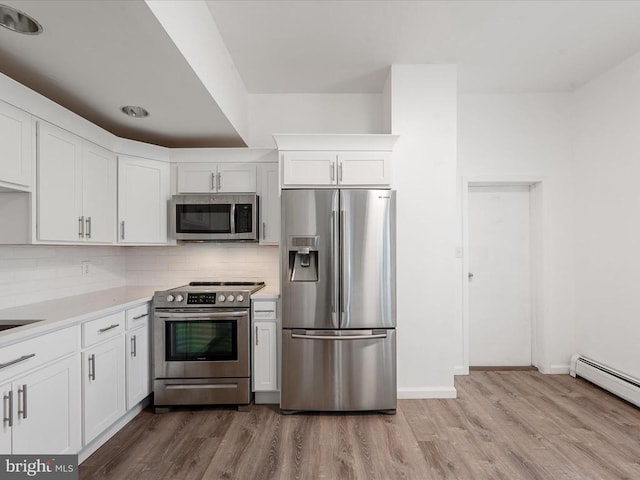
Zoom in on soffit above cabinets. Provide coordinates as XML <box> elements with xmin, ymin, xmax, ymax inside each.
<box><xmin>0</xmin><ymin>0</ymin><xmax>246</xmax><ymax>148</ymax></box>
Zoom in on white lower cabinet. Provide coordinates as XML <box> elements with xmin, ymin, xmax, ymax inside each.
<box><xmin>0</xmin><ymin>326</ymin><xmax>81</xmax><ymax>455</ymax></box>
<box><xmin>82</xmin><ymin>334</ymin><xmax>126</xmax><ymax>445</ymax></box>
<box><xmin>11</xmin><ymin>356</ymin><xmax>81</xmax><ymax>454</ymax></box>
<box><xmin>252</xmin><ymin>300</ymin><xmax>279</xmax><ymax>395</ymax></box>
<box><xmin>125</xmin><ymin>303</ymin><xmax>150</xmax><ymax>409</ymax></box>
<box><xmin>253</xmin><ymin>322</ymin><xmax>277</xmax><ymax>392</ymax></box>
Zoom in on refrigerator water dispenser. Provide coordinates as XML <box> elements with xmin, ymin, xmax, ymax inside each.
<box><xmin>289</xmin><ymin>236</ymin><xmax>319</xmax><ymax>282</ymax></box>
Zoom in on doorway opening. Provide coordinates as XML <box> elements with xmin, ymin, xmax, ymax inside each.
<box><xmin>460</xmin><ymin>178</ymin><xmax>543</xmax><ymax>374</ymax></box>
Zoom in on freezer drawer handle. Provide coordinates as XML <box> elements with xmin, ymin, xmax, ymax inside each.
<box><xmin>291</xmin><ymin>333</ymin><xmax>388</xmax><ymax>341</ymax></box>
<box><xmin>165</xmin><ymin>383</ymin><xmax>238</xmax><ymax>390</ymax></box>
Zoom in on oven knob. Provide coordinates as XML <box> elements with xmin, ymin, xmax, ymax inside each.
<box><xmin>218</xmin><ymin>294</ymin><xmax>226</xmax><ymax>302</ymax></box>
<box><xmin>227</xmin><ymin>294</ymin><xmax>235</xmax><ymax>302</ymax></box>
<box><xmin>236</xmin><ymin>294</ymin><xmax>244</xmax><ymax>302</ymax></box>
<box><xmin>176</xmin><ymin>294</ymin><xmax>184</xmax><ymax>302</ymax></box>
<box><xmin>166</xmin><ymin>294</ymin><xmax>175</xmax><ymax>302</ymax></box>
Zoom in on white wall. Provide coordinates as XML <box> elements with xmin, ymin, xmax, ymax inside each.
<box><xmin>389</xmin><ymin>65</ymin><xmax>458</xmax><ymax>398</ymax></box>
<box><xmin>248</xmin><ymin>94</ymin><xmax>382</xmax><ymax>147</ymax></box>
<box><xmin>572</xmin><ymin>50</ymin><xmax>640</xmax><ymax>380</ymax></box>
<box><xmin>125</xmin><ymin>243</ymin><xmax>279</xmax><ymax>288</ymax></box>
<box><xmin>0</xmin><ymin>245</ymin><xmax>126</xmax><ymax>309</ymax></box>
<box><xmin>457</xmin><ymin>93</ymin><xmax>575</xmax><ymax>374</ymax></box>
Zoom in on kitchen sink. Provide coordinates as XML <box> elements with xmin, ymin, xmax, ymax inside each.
<box><xmin>0</xmin><ymin>319</ymin><xmax>43</xmax><ymax>332</ymax></box>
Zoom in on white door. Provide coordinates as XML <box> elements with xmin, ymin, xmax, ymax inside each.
<box><xmin>468</xmin><ymin>185</ymin><xmax>532</xmax><ymax>366</ymax></box>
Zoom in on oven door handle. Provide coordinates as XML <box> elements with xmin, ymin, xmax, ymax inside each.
<box><xmin>154</xmin><ymin>311</ymin><xmax>248</xmax><ymax>320</ymax></box>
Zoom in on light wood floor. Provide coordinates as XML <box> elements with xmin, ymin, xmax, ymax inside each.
<box><xmin>79</xmin><ymin>371</ymin><xmax>640</xmax><ymax>479</ymax></box>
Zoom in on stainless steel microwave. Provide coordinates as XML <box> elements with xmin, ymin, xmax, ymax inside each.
<box><xmin>170</xmin><ymin>194</ymin><xmax>258</xmax><ymax>241</ymax></box>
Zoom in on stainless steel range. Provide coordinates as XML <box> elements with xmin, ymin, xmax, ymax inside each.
<box><xmin>152</xmin><ymin>281</ymin><xmax>264</xmax><ymax>409</ymax></box>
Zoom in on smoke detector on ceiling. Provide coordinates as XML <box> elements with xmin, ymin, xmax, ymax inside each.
<box><xmin>0</xmin><ymin>4</ymin><xmax>43</xmax><ymax>35</ymax></box>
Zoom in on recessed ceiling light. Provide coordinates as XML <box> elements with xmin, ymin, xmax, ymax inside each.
<box><xmin>121</xmin><ymin>106</ymin><xmax>150</xmax><ymax>118</ymax></box>
<box><xmin>0</xmin><ymin>4</ymin><xmax>43</xmax><ymax>35</ymax></box>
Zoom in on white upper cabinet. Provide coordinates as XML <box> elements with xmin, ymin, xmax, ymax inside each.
<box><xmin>37</xmin><ymin>122</ymin><xmax>116</xmax><ymax>243</ymax></box>
<box><xmin>118</xmin><ymin>156</ymin><xmax>170</xmax><ymax>244</ymax></box>
<box><xmin>275</xmin><ymin>135</ymin><xmax>398</xmax><ymax>189</ymax></box>
<box><xmin>258</xmin><ymin>163</ymin><xmax>280</xmax><ymax>245</ymax></box>
<box><xmin>0</xmin><ymin>100</ymin><xmax>32</xmax><ymax>190</ymax></box>
<box><xmin>177</xmin><ymin>162</ymin><xmax>256</xmax><ymax>193</ymax></box>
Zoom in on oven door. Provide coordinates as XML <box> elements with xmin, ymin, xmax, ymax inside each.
<box><xmin>153</xmin><ymin>309</ymin><xmax>250</xmax><ymax>379</ymax></box>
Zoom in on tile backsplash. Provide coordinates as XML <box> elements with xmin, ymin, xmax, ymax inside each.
<box><xmin>0</xmin><ymin>243</ymin><xmax>279</xmax><ymax>310</ymax></box>
<box><xmin>125</xmin><ymin>243</ymin><xmax>279</xmax><ymax>288</ymax></box>
<box><xmin>0</xmin><ymin>245</ymin><xmax>127</xmax><ymax>309</ymax></box>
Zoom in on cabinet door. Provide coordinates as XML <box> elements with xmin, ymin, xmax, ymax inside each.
<box><xmin>217</xmin><ymin>163</ymin><xmax>257</xmax><ymax>192</ymax></box>
<box><xmin>125</xmin><ymin>324</ymin><xmax>150</xmax><ymax>409</ymax></box>
<box><xmin>118</xmin><ymin>156</ymin><xmax>169</xmax><ymax>244</ymax></box>
<box><xmin>253</xmin><ymin>321</ymin><xmax>277</xmax><ymax>392</ymax></box>
<box><xmin>37</xmin><ymin>122</ymin><xmax>83</xmax><ymax>242</ymax></box>
<box><xmin>12</xmin><ymin>355</ymin><xmax>81</xmax><ymax>454</ymax></box>
<box><xmin>282</xmin><ymin>152</ymin><xmax>336</xmax><ymax>186</ymax></box>
<box><xmin>82</xmin><ymin>143</ymin><xmax>116</xmax><ymax>243</ymax></box>
<box><xmin>337</xmin><ymin>152</ymin><xmax>391</xmax><ymax>186</ymax></box>
<box><xmin>83</xmin><ymin>337</ymin><xmax>126</xmax><ymax>444</ymax></box>
<box><xmin>0</xmin><ymin>381</ymin><xmax>11</xmax><ymax>454</ymax></box>
<box><xmin>258</xmin><ymin>163</ymin><xmax>280</xmax><ymax>245</ymax></box>
<box><xmin>177</xmin><ymin>163</ymin><xmax>216</xmax><ymax>193</ymax></box>
<box><xmin>0</xmin><ymin>100</ymin><xmax>32</xmax><ymax>189</ymax></box>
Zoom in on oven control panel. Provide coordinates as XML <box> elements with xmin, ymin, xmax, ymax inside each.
<box><xmin>187</xmin><ymin>292</ymin><xmax>217</xmax><ymax>304</ymax></box>
<box><xmin>153</xmin><ymin>289</ymin><xmax>252</xmax><ymax>308</ymax></box>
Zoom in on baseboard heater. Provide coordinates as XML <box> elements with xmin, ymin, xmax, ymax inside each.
<box><xmin>570</xmin><ymin>354</ymin><xmax>640</xmax><ymax>408</ymax></box>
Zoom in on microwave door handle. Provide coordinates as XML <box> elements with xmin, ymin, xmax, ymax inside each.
<box><xmin>232</xmin><ymin>203</ymin><xmax>236</xmax><ymax>232</ymax></box>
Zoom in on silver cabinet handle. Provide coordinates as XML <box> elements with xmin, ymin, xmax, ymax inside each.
<box><xmin>262</xmin><ymin>222</ymin><xmax>266</xmax><ymax>240</ymax></box>
<box><xmin>217</xmin><ymin>172</ymin><xmax>222</xmax><ymax>191</ymax></box>
<box><xmin>211</xmin><ymin>172</ymin><xmax>216</xmax><ymax>191</ymax></box>
<box><xmin>131</xmin><ymin>335</ymin><xmax>137</xmax><ymax>357</ymax></box>
<box><xmin>132</xmin><ymin>313</ymin><xmax>148</xmax><ymax>320</ymax></box>
<box><xmin>338</xmin><ymin>162</ymin><xmax>343</xmax><ymax>183</ymax></box>
<box><xmin>78</xmin><ymin>216</ymin><xmax>84</xmax><ymax>238</ymax></box>
<box><xmin>292</xmin><ymin>333</ymin><xmax>387</xmax><ymax>341</ymax></box>
<box><xmin>255</xmin><ymin>326</ymin><xmax>259</xmax><ymax>346</ymax></box>
<box><xmin>120</xmin><ymin>221</ymin><xmax>125</xmax><ymax>240</ymax></box>
<box><xmin>17</xmin><ymin>384</ymin><xmax>27</xmax><ymax>419</ymax></box>
<box><xmin>85</xmin><ymin>216</ymin><xmax>92</xmax><ymax>239</ymax></box>
<box><xmin>330</xmin><ymin>162</ymin><xmax>335</xmax><ymax>182</ymax></box>
<box><xmin>89</xmin><ymin>354</ymin><xmax>96</xmax><ymax>380</ymax></box>
<box><xmin>99</xmin><ymin>323</ymin><xmax>119</xmax><ymax>333</ymax></box>
<box><xmin>0</xmin><ymin>353</ymin><xmax>36</xmax><ymax>370</ymax></box>
<box><xmin>3</xmin><ymin>391</ymin><xmax>12</xmax><ymax>427</ymax></box>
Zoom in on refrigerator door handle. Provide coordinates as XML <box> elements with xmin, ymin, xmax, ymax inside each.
<box><xmin>340</xmin><ymin>207</ymin><xmax>349</xmax><ymax>327</ymax></box>
<box><xmin>291</xmin><ymin>332</ymin><xmax>388</xmax><ymax>341</ymax></box>
<box><xmin>331</xmin><ymin>206</ymin><xmax>340</xmax><ymax>328</ymax></box>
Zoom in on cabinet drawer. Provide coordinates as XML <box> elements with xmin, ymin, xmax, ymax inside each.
<box><xmin>253</xmin><ymin>301</ymin><xmax>277</xmax><ymax>320</ymax></box>
<box><xmin>83</xmin><ymin>311</ymin><xmax>125</xmax><ymax>347</ymax></box>
<box><xmin>126</xmin><ymin>303</ymin><xmax>150</xmax><ymax>330</ymax></box>
<box><xmin>0</xmin><ymin>326</ymin><xmax>79</xmax><ymax>381</ymax></box>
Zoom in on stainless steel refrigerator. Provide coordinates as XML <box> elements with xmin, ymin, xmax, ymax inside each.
<box><xmin>280</xmin><ymin>189</ymin><xmax>396</xmax><ymax>412</ymax></box>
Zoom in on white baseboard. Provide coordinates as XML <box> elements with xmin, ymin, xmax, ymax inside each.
<box><xmin>454</xmin><ymin>365</ymin><xmax>469</xmax><ymax>375</ymax></box>
<box><xmin>539</xmin><ymin>364</ymin><xmax>570</xmax><ymax>375</ymax></box>
<box><xmin>78</xmin><ymin>397</ymin><xmax>150</xmax><ymax>464</ymax></box>
<box><xmin>397</xmin><ymin>386</ymin><xmax>457</xmax><ymax>399</ymax></box>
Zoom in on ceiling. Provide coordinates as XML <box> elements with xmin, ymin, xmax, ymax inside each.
<box><xmin>1</xmin><ymin>1</ymin><xmax>640</xmax><ymax>147</ymax></box>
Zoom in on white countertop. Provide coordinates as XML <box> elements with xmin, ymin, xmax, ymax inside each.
<box><xmin>0</xmin><ymin>286</ymin><xmax>160</xmax><ymax>348</ymax></box>
<box><xmin>0</xmin><ymin>284</ymin><xmax>279</xmax><ymax>348</ymax></box>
